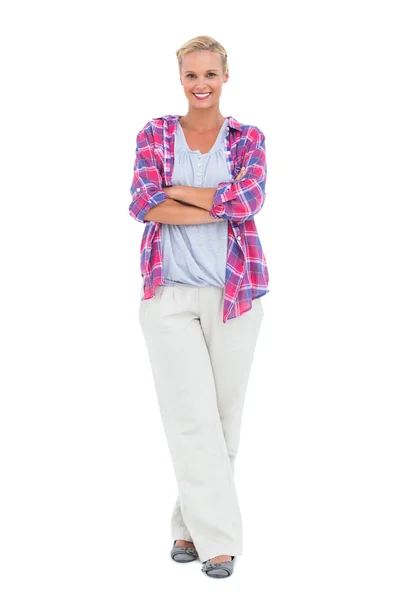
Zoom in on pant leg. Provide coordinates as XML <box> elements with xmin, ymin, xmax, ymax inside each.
<box><xmin>139</xmin><ymin>283</ymin><xmax>242</xmax><ymax>563</ymax></box>
<box><xmin>169</xmin><ymin>286</ymin><xmax>264</xmax><ymax>549</ymax></box>
<box><xmin>139</xmin><ymin>281</ymin><xmax>194</xmax><ymax>543</ymax></box>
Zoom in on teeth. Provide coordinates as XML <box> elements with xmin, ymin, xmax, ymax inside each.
<box><xmin>194</xmin><ymin>93</ymin><xmax>210</xmax><ymax>97</ymax></box>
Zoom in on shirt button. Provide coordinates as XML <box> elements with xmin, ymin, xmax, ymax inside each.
<box><xmin>136</xmin><ymin>187</ymin><xmax>141</xmax><ymax>192</ymax></box>
<box><xmin>237</xmin><ymin>235</ymin><xmax>241</xmax><ymax>240</ymax></box>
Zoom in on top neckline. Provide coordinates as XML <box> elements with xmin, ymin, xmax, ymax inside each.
<box><xmin>177</xmin><ymin>118</ymin><xmax>228</xmax><ymax>156</ymax></box>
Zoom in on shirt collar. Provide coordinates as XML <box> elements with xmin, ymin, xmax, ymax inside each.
<box><xmin>158</xmin><ymin>114</ymin><xmax>243</xmax><ymax>131</ymax></box>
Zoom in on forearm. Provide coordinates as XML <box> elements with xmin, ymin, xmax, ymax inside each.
<box><xmin>165</xmin><ymin>186</ymin><xmax>217</xmax><ymax>211</ymax></box>
<box><xmin>144</xmin><ymin>199</ymin><xmax>219</xmax><ymax>225</ymax></box>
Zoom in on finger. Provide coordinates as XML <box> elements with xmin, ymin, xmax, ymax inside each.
<box><xmin>235</xmin><ymin>168</ymin><xmax>245</xmax><ymax>180</ymax></box>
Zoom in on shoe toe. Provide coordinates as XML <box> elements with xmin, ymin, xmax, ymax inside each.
<box><xmin>172</xmin><ymin>552</ymin><xmax>197</xmax><ymax>562</ymax></box>
<box><xmin>205</xmin><ymin>567</ymin><xmax>231</xmax><ymax>577</ymax></box>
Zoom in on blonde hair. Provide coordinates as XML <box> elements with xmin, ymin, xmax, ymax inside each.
<box><xmin>176</xmin><ymin>35</ymin><xmax>229</xmax><ymax>75</ymax></box>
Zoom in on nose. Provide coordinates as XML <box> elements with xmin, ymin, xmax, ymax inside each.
<box><xmin>193</xmin><ymin>76</ymin><xmax>209</xmax><ymax>88</ymax></box>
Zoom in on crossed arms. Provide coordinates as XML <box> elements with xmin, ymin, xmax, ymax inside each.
<box><xmin>129</xmin><ymin>122</ymin><xmax>266</xmax><ymax>225</ymax></box>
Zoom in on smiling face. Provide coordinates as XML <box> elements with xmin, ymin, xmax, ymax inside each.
<box><xmin>179</xmin><ymin>50</ymin><xmax>229</xmax><ymax>108</ymax></box>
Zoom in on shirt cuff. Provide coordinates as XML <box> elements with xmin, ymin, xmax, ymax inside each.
<box><xmin>209</xmin><ymin>182</ymin><xmax>236</xmax><ymax>218</ymax></box>
<box><xmin>134</xmin><ymin>189</ymin><xmax>169</xmax><ymax>222</ymax></box>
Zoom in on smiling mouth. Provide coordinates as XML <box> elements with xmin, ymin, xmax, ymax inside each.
<box><xmin>193</xmin><ymin>92</ymin><xmax>212</xmax><ymax>99</ymax></box>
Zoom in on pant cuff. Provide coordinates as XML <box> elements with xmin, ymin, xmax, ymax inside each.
<box><xmin>172</xmin><ymin>528</ymin><xmax>193</xmax><ymax>543</ymax></box>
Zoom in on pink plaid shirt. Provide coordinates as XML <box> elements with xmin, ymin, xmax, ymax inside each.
<box><xmin>129</xmin><ymin>114</ymin><xmax>270</xmax><ymax>322</ymax></box>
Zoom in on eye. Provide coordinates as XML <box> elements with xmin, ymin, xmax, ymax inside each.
<box><xmin>186</xmin><ymin>73</ymin><xmax>217</xmax><ymax>78</ymax></box>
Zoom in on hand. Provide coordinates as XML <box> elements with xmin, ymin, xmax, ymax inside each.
<box><xmin>235</xmin><ymin>167</ymin><xmax>245</xmax><ymax>181</ymax></box>
<box><xmin>162</xmin><ymin>185</ymin><xmax>179</xmax><ymax>198</ymax></box>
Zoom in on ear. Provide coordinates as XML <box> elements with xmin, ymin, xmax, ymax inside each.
<box><xmin>224</xmin><ymin>70</ymin><xmax>229</xmax><ymax>84</ymax></box>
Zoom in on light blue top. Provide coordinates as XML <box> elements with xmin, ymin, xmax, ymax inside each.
<box><xmin>160</xmin><ymin>118</ymin><xmax>230</xmax><ymax>288</ymax></box>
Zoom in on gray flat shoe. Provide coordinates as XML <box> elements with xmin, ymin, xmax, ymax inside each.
<box><xmin>201</xmin><ymin>556</ymin><xmax>235</xmax><ymax>578</ymax></box>
<box><xmin>170</xmin><ymin>540</ymin><xmax>199</xmax><ymax>562</ymax></box>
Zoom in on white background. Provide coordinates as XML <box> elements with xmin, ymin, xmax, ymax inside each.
<box><xmin>1</xmin><ymin>0</ymin><xmax>399</xmax><ymax>598</ymax></box>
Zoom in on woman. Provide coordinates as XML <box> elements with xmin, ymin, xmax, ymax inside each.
<box><xmin>129</xmin><ymin>35</ymin><xmax>269</xmax><ymax>578</ymax></box>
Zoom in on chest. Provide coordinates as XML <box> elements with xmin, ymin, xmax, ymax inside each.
<box><xmin>155</xmin><ymin>122</ymin><xmax>244</xmax><ymax>184</ymax></box>
<box><xmin>180</xmin><ymin>128</ymin><xmax>222</xmax><ymax>154</ymax></box>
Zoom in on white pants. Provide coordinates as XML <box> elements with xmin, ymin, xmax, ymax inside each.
<box><xmin>139</xmin><ymin>282</ymin><xmax>264</xmax><ymax>563</ymax></box>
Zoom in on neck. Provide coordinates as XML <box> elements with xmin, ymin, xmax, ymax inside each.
<box><xmin>181</xmin><ymin>107</ymin><xmax>226</xmax><ymax>132</ymax></box>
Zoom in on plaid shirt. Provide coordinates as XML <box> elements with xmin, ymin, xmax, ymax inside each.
<box><xmin>129</xmin><ymin>114</ymin><xmax>270</xmax><ymax>323</ymax></box>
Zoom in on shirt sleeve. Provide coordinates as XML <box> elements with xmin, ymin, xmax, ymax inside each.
<box><xmin>209</xmin><ymin>127</ymin><xmax>267</xmax><ymax>223</ymax></box>
<box><xmin>128</xmin><ymin>121</ymin><xmax>169</xmax><ymax>223</ymax></box>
